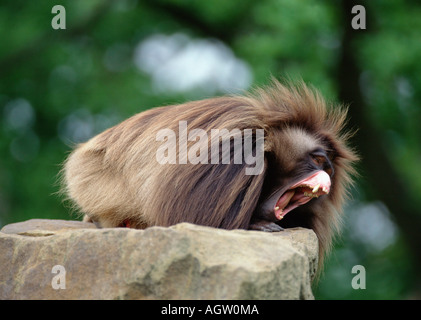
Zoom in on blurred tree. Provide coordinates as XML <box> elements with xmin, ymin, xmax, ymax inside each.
<box><xmin>336</xmin><ymin>0</ymin><xmax>421</xmax><ymax>295</ymax></box>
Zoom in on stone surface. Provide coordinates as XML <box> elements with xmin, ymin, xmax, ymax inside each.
<box><xmin>0</xmin><ymin>219</ymin><xmax>318</xmax><ymax>300</ymax></box>
<box><xmin>0</xmin><ymin>219</ymin><xmax>97</xmax><ymax>235</ymax></box>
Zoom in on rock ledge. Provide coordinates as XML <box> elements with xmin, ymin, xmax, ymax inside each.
<box><xmin>0</xmin><ymin>219</ymin><xmax>318</xmax><ymax>300</ymax></box>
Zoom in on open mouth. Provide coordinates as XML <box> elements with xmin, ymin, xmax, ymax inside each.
<box><xmin>274</xmin><ymin>170</ymin><xmax>331</xmax><ymax>220</ymax></box>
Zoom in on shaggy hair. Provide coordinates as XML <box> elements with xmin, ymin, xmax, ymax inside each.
<box><xmin>62</xmin><ymin>79</ymin><xmax>358</xmax><ymax>265</ymax></box>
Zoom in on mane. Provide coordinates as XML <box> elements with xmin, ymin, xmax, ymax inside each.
<box><xmin>236</xmin><ymin>79</ymin><xmax>359</xmax><ymax>260</ymax></box>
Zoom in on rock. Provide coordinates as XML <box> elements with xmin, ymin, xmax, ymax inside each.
<box><xmin>0</xmin><ymin>219</ymin><xmax>318</xmax><ymax>300</ymax></box>
<box><xmin>0</xmin><ymin>219</ymin><xmax>97</xmax><ymax>235</ymax></box>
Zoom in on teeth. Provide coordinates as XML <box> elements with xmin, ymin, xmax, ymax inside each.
<box><xmin>304</xmin><ymin>192</ymin><xmax>319</xmax><ymax>198</ymax></box>
<box><xmin>312</xmin><ymin>184</ymin><xmax>320</xmax><ymax>193</ymax></box>
<box><xmin>275</xmin><ymin>208</ymin><xmax>283</xmax><ymax>220</ymax></box>
<box><xmin>322</xmin><ymin>186</ymin><xmax>328</xmax><ymax>193</ymax></box>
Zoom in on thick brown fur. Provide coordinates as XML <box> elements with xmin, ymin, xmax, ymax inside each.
<box><xmin>62</xmin><ymin>79</ymin><xmax>358</xmax><ymax>267</ymax></box>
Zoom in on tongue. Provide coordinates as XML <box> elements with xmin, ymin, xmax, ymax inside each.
<box><xmin>274</xmin><ymin>189</ymin><xmax>295</xmax><ymax>219</ymax></box>
<box><xmin>274</xmin><ymin>170</ymin><xmax>331</xmax><ymax>220</ymax></box>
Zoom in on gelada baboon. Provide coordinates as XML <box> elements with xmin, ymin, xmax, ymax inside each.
<box><xmin>62</xmin><ymin>79</ymin><xmax>358</xmax><ymax>263</ymax></box>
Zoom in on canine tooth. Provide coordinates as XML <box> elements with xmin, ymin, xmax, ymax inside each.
<box><xmin>275</xmin><ymin>206</ymin><xmax>280</xmax><ymax>210</ymax></box>
<box><xmin>312</xmin><ymin>184</ymin><xmax>320</xmax><ymax>193</ymax></box>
